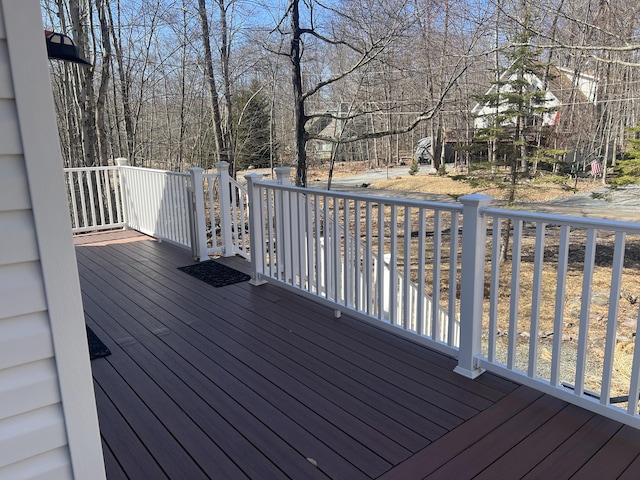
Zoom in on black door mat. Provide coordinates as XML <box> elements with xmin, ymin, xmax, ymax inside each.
<box><xmin>178</xmin><ymin>260</ymin><xmax>250</xmax><ymax>287</ymax></box>
<box><xmin>87</xmin><ymin>326</ymin><xmax>111</xmax><ymax>360</ymax></box>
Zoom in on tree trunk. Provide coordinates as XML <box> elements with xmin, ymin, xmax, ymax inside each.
<box><xmin>290</xmin><ymin>0</ymin><xmax>307</xmax><ymax>187</ymax></box>
<box><xmin>198</xmin><ymin>0</ymin><xmax>225</xmax><ymax>168</ymax></box>
<box><xmin>217</xmin><ymin>0</ymin><xmax>236</xmax><ymax>177</ymax></box>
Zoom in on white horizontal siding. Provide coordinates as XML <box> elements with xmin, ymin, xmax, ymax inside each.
<box><xmin>0</xmin><ymin>99</ymin><xmax>21</xmax><ymax>154</ymax></box>
<box><xmin>0</xmin><ymin>447</ymin><xmax>72</xmax><ymax>480</ymax></box>
<box><xmin>0</xmin><ymin>156</ymin><xmax>31</xmax><ymax>211</ymax></box>
<box><xmin>0</xmin><ymin>404</ymin><xmax>68</xmax><ymax>469</ymax></box>
<box><xmin>0</xmin><ymin>210</ymin><xmax>38</xmax><ymax>265</ymax></box>
<box><xmin>0</xmin><ymin>39</ymin><xmax>12</xmax><ymax>98</ymax></box>
<box><xmin>0</xmin><ymin>262</ymin><xmax>47</xmax><ymax>319</ymax></box>
<box><xmin>0</xmin><ymin>313</ymin><xmax>54</xmax><ymax>370</ymax></box>
<box><xmin>0</xmin><ymin>2</ymin><xmax>104</xmax><ymax>478</ymax></box>
<box><xmin>0</xmin><ymin>359</ymin><xmax>60</xmax><ymax>419</ymax></box>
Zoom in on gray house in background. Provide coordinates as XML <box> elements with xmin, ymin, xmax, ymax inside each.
<box><xmin>0</xmin><ymin>2</ymin><xmax>105</xmax><ymax>478</ymax></box>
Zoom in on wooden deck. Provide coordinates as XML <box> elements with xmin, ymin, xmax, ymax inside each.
<box><xmin>75</xmin><ymin>231</ymin><xmax>640</xmax><ymax>479</ymax></box>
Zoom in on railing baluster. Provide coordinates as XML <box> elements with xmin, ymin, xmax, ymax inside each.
<box><xmin>312</xmin><ymin>193</ymin><xmax>320</xmax><ymax>295</ymax></box>
<box><xmin>344</xmin><ymin>199</ymin><xmax>352</xmax><ymax>306</ymax></box>
<box><xmin>627</xmin><ymin>307</ymin><xmax>640</xmax><ymax>416</ymax></box>
<box><xmin>550</xmin><ymin>225</ymin><xmax>570</xmax><ymax>386</ymax></box>
<box><xmin>78</xmin><ymin>171</ymin><xmax>88</xmax><ymax>228</ymax></box>
<box><xmin>403</xmin><ymin>206</ymin><xmax>411</xmax><ymax>330</ymax></box>
<box><xmin>365</xmin><ymin>202</ymin><xmax>373</xmax><ymax>316</ymax></box>
<box><xmin>266</xmin><ymin>189</ymin><xmax>275</xmax><ymax>277</ymax></box>
<box><xmin>528</xmin><ymin>222</ymin><xmax>546</xmax><ymax>378</ymax></box>
<box><xmin>448</xmin><ymin>213</ymin><xmax>460</xmax><ymax>347</ymax></box>
<box><xmin>103</xmin><ymin>169</ymin><xmax>113</xmax><ymax>225</ymax></box>
<box><xmin>332</xmin><ymin>197</ymin><xmax>340</xmax><ymax>304</ymax></box>
<box><xmin>417</xmin><ymin>208</ymin><xmax>426</xmax><ymax>336</ymax></box>
<box><xmin>601</xmin><ymin>231</ymin><xmax>626</xmax><ymax>405</ymax></box>
<box><xmin>389</xmin><ymin>205</ymin><xmax>398</xmax><ymax>325</ymax></box>
<box><xmin>95</xmin><ymin>170</ymin><xmax>105</xmax><ymax>227</ymax></box>
<box><xmin>507</xmin><ymin>219</ymin><xmax>523</xmax><ymax>370</ymax></box>
<box><xmin>323</xmin><ymin>196</ymin><xmax>330</xmax><ymax>299</ymax></box>
<box><xmin>575</xmin><ymin>228</ymin><xmax>598</xmax><ymax>397</ymax></box>
<box><xmin>68</xmin><ymin>171</ymin><xmax>80</xmax><ymax>230</ymax></box>
<box><xmin>86</xmin><ymin>169</ymin><xmax>96</xmax><ymax>228</ymax></box>
<box><xmin>377</xmin><ymin>202</ymin><xmax>385</xmax><ymax>321</ymax></box>
<box><xmin>488</xmin><ymin>216</ymin><xmax>501</xmax><ymax>363</ymax></box>
<box><xmin>354</xmin><ymin>200</ymin><xmax>361</xmax><ymax>311</ymax></box>
<box><xmin>432</xmin><ymin>210</ymin><xmax>442</xmax><ymax>342</ymax></box>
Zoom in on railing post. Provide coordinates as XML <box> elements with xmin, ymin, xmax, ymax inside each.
<box><xmin>216</xmin><ymin>161</ymin><xmax>235</xmax><ymax>257</ymax></box>
<box><xmin>454</xmin><ymin>194</ymin><xmax>493</xmax><ymax>379</ymax></box>
<box><xmin>189</xmin><ymin>167</ymin><xmax>209</xmax><ymax>261</ymax></box>
<box><xmin>245</xmin><ymin>173</ymin><xmax>267</xmax><ymax>285</ymax></box>
<box><xmin>275</xmin><ymin>166</ymin><xmax>292</xmax><ymax>186</ymax></box>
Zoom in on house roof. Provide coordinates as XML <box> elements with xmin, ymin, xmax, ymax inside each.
<box><xmin>471</xmin><ymin>63</ymin><xmax>598</xmax><ymax>118</ymax></box>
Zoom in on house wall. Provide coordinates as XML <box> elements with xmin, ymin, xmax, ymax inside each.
<box><xmin>0</xmin><ymin>2</ymin><xmax>104</xmax><ymax>479</ymax></box>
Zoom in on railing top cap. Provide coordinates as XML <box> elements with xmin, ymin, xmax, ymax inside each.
<box><xmin>459</xmin><ymin>193</ymin><xmax>493</xmax><ymax>205</ymax></box>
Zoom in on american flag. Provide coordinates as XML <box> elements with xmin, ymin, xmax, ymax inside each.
<box><xmin>590</xmin><ymin>159</ymin><xmax>603</xmax><ymax>177</ymax></box>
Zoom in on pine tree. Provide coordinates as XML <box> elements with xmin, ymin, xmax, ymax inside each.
<box><xmin>471</xmin><ymin>15</ymin><xmax>558</xmax><ymax>262</ymax></box>
<box><xmin>233</xmin><ymin>82</ymin><xmax>273</xmax><ymax>170</ymax></box>
<box><xmin>612</xmin><ymin>122</ymin><xmax>640</xmax><ymax>187</ymax></box>
<box><xmin>472</xmin><ymin>17</ymin><xmax>557</xmax><ymax>205</ymax></box>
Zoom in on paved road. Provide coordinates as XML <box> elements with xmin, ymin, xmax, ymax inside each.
<box><xmin>310</xmin><ymin>166</ymin><xmax>413</xmax><ymax>189</ymax></box>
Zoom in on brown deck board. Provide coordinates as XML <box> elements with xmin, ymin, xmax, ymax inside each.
<box><xmin>87</xmin><ymin>241</ymin><xmax>473</xmax><ymax>436</ymax></box>
<box><xmin>572</xmin><ymin>425</ymin><xmax>640</xmax><ymax>479</ymax></box>
<box><xmin>114</xmin><ymin>241</ymin><xmax>495</xmax><ymax>418</ymax></box>
<box><xmin>76</xmin><ymin>231</ymin><xmax>640</xmax><ymax>480</ymax></box>
<box><xmin>474</xmin><ymin>403</ymin><xmax>595</xmax><ymax>479</ymax></box>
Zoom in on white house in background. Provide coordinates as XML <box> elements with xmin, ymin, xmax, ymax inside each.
<box><xmin>0</xmin><ymin>2</ymin><xmax>105</xmax><ymax>479</ymax></box>
<box><xmin>471</xmin><ymin>64</ymin><xmax>598</xmax><ymax>130</ymax></box>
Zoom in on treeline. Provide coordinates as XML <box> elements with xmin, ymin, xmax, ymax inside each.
<box><xmin>42</xmin><ymin>0</ymin><xmax>640</xmax><ymax>184</ymax></box>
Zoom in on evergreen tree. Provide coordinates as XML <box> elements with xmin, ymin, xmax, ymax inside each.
<box><xmin>471</xmin><ymin>15</ymin><xmax>558</xmax><ymax>262</ymax></box>
<box><xmin>233</xmin><ymin>82</ymin><xmax>273</xmax><ymax>170</ymax></box>
<box><xmin>612</xmin><ymin>122</ymin><xmax>640</xmax><ymax>187</ymax></box>
<box><xmin>472</xmin><ymin>17</ymin><xmax>557</xmax><ymax>205</ymax></box>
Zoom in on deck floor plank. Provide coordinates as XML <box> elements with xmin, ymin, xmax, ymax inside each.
<box><xmin>571</xmin><ymin>425</ymin><xmax>640</xmax><ymax>479</ymax></box>
<box><xmin>474</xmin><ymin>403</ymin><xmax>595</xmax><ymax>479</ymax></box>
<box><xmin>74</xmin><ymin>232</ymin><xmax>640</xmax><ymax>480</ymax></box>
<box><xmin>111</xmin><ymin>241</ymin><xmax>492</xmax><ymax>422</ymax></box>
<box><xmin>86</xmin><ymin>242</ymin><xmax>469</xmax><ymax>438</ymax></box>
<box><xmin>520</xmin><ymin>414</ymin><xmax>623</xmax><ymax>479</ymax></box>
<box><xmin>87</xmin><ymin>316</ymin><xmax>262</xmax><ymax>480</ymax></box>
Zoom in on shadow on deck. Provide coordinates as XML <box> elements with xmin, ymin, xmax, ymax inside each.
<box><xmin>75</xmin><ymin>231</ymin><xmax>640</xmax><ymax>479</ymax></box>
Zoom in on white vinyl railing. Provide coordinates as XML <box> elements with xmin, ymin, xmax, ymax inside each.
<box><xmin>119</xmin><ymin>166</ymin><xmax>192</xmax><ymax>248</ymax></box>
<box><xmin>477</xmin><ymin>207</ymin><xmax>640</xmax><ymax>429</ymax></box>
<box><xmin>65</xmin><ymin>161</ymin><xmax>249</xmax><ymax>261</ymax></box>
<box><xmin>66</xmin><ymin>162</ymin><xmax>640</xmax><ymax>428</ymax></box>
<box><xmin>64</xmin><ymin>166</ymin><xmax>125</xmax><ymax>233</ymax></box>
<box><xmin>198</xmin><ymin>163</ymin><xmax>250</xmax><ymax>259</ymax></box>
<box><xmin>246</xmin><ymin>171</ymin><xmax>463</xmax><ymax>356</ymax></box>
<box><xmin>245</xmin><ymin>170</ymin><xmax>640</xmax><ymax>429</ymax></box>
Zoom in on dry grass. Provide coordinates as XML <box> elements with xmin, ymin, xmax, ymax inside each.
<box><xmin>366</xmin><ymin>169</ymin><xmax>639</xmax><ymax>403</ymax></box>
<box><xmin>371</xmin><ymin>171</ymin><xmax>601</xmax><ymax>203</ymax></box>
<box><xmin>269</xmin><ymin>163</ymin><xmax>638</xmax><ymax>404</ymax></box>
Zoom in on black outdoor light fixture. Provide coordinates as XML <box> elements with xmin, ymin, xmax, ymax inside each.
<box><xmin>44</xmin><ymin>30</ymin><xmax>91</xmax><ymax>66</ymax></box>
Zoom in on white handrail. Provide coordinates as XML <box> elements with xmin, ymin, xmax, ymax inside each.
<box><xmin>478</xmin><ymin>205</ymin><xmax>640</xmax><ymax>428</ymax></box>
<box><xmin>248</xmin><ymin>178</ymin><xmax>463</xmax><ymax>356</ymax></box>
<box><xmin>63</xmin><ymin>166</ymin><xmax>125</xmax><ymax>233</ymax></box>
<box><xmin>244</xmin><ymin>178</ymin><xmax>640</xmax><ymax>429</ymax></box>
